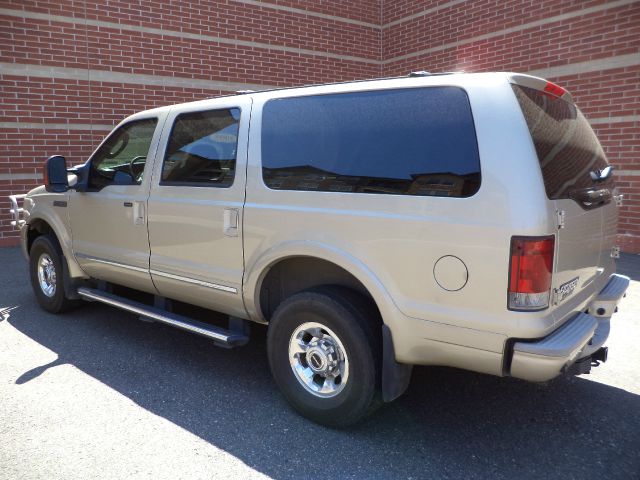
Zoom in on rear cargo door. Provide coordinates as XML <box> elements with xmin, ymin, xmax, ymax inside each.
<box><xmin>512</xmin><ymin>81</ymin><xmax>617</xmax><ymax>305</ymax></box>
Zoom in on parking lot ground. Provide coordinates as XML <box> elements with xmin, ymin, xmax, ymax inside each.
<box><xmin>1</xmin><ymin>246</ymin><xmax>639</xmax><ymax>479</ymax></box>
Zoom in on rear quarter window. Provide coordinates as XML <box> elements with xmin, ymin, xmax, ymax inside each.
<box><xmin>261</xmin><ymin>87</ymin><xmax>481</xmax><ymax>197</ymax></box>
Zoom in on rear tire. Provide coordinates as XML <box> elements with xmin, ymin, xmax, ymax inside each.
<box><xmin>29</xmin><ymin>234</ymin><xmax>80</xmax><ymax>313</ymax></box>
<box><xmin>267</xmin><ymin>286</ymin><xmax>382</xmax><ymax>428</ymax></box>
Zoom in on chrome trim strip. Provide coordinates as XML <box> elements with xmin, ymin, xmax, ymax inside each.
<box><xmin>74</xmin><ymin>254</ymin><xmax>238</xmax><ymax>294</ymax></box>
<box><xmin>74</xmin><ymin>254</ymin><xmax>150</xmax><ymax>274</ymax></box>
<box><xmin>150</xmin><ymin>269</ymin><xmax>238</xmax><ymax>294</ymax></box>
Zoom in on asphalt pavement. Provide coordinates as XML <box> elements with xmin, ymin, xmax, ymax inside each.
<box><xmin>1</xmin><ymin>246</ymin><xmax>639</xmax><ymax>479</ymax></box>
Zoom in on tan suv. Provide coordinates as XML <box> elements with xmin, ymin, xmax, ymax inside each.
<box><xmin>9</xmin><ymin>72</ymin><xmax>629</xmax><ymax>427</ymax></box>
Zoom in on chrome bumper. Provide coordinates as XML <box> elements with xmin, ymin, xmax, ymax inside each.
<box><xmin>510</xmin><ymin>273</ymin><xmax>630</xmax><ymax>382</ymax></box>
<box><xmin>7</xmin><ymin>194</ymin><xmax>29</xmax><ymax>258</ymax></box>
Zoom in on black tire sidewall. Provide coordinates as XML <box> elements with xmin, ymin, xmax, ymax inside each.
<box><xmin>29</xmin><ymin>235</ymin><xmax>69</xmax><ymax>313</ymax></box>
<box><xmin>267</xmin><ymin>291</ymin><xmax>379</xmax><ymax>426</ymax></box>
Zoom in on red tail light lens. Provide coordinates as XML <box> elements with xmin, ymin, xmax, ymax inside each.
<box><xmin>508</xmin><ymin>236</ymin><xmax>555</xmax><ymax>311</ymax></box>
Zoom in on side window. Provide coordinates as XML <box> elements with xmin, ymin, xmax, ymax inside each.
<box><xmin>90</xmin><ymin>118</ymin><xmax>158</xmax><ymax>190</ymax></box>
<box><xmin>261</xmin><ymin>87</ymin><xmax>481</xmax><ymax>197</ymax></box>
<box><xmin>161</xmin><ymin>108</ymin><xmax>240</xmax><ymax>187</ymax></box>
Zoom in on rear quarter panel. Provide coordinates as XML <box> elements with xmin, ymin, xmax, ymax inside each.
<box><xmin>242</xmin><ymin>74</ymin><xmax>559</xmax><ymax>352</ymax></box>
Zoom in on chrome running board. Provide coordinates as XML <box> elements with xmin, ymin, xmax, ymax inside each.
<box><xmin>77</xmin><ymin>287</ymin><xmax>249</xmax><ymax>347</ymax></box>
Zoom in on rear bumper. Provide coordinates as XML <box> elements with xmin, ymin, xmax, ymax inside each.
<box><xmin>509</xmin><ymin>273</ymin><xmax>629</xmax><ymax>382</ymax></box>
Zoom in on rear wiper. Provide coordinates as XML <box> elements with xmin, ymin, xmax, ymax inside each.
<box><xmin>590</xmin><ymin>165</ymin><xmax>613</xmax><ymax>182</ymax></box>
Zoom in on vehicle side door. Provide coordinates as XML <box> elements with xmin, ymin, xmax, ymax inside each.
<box><xmin>147</xmin><ymin>98</ymin><xmax>251</xmax><ymax>317</ymax></box>
<box><xmin>69</xmin><ymin>114</ymin><xmax>165</xmax><ymax>293</ymax></box>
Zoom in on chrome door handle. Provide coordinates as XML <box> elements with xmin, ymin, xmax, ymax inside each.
<box><xmin>223</xmin><ymin>208</ymin><xmax>239</xmax><ymax>237</ymax></box>
<box><xmin>133</xmin><ymin>201</ymin><xmax>145</xmax><ymax>225</ymax></box>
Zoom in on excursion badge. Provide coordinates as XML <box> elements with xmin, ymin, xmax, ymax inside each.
<box><xmin>554</xmin><ymin>277</ymin><xmax>579</xmax><ymax>304</ymax></box>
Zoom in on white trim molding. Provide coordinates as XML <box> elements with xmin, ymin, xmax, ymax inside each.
<box><xmin>383</xmin><ymin>0</ymin><xmax>469</xmax><ymax>29</ymax></box>
<box><xmin>589</xmin><ymin>115</ymin><xmax>639</xmax><ymax>125</ymax></box>
<box><xmin>528</xmin><ymin>53</ymin><xmax>640</xmax><ymax>79</ymax></box>
<box><xmin>232</xmin><ymin>0</ymin><xmax>380</xmax><ymax>29</ymax></box>
<box><xmin>382</xmin><ymin>0</ymin><xmax>638</xmax><ymax>63</ymax></box>
<box><xmin>0</xmin><ymin>122</ymin><xmax>113</xmax><ymax>131</ymax></box>
<box><xmin>0</xmin><ymin>8</ymin><xmax>381</xmax><ymax>65</ymax></box>
<box><xmin>0</xmin><ymin>172</ymin><xmax>43</xmax><ymax>181</ymax></box>
<box><xmin>0</xmin><ymin>62</ymin><xmax>277</xmax><ymax>92</ymax></box>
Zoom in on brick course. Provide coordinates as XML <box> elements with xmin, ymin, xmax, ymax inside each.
<box><xmin>1</xmin><ymin>0</ymin><xmax>639</xmax><ymax>250</ymax></box>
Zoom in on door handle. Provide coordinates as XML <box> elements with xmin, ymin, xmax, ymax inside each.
<box><xmin>133</xmin><ymin>201</ymin><xmax>145</xmax><ymax>225</ymax></box>
<box><xmin>223</xmin><ymin>208</ymin><xmax>239</xmax><ymax>237</ymax></box>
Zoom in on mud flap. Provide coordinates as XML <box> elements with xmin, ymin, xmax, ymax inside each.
<box><xmin>382</xmin><ymin>324</ymin><xmax>413</xmax><ymax>402</ymax></box>
<box><xmin>62</xmin><ymin>255</ymin><xmax>82</xmax><ymax>300</ymax></box>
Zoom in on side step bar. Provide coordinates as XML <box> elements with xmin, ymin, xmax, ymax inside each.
<box><xmin>77</xmin><ymin>287</ymin><xmax>249</xmax><ymax>348</ymax></box>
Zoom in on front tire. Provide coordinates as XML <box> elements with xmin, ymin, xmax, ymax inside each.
<box><xmin>29</xmin><ymin>234</ymin><xmax>79</xmax><ymax>313</ymax></box>
<box><xmin>267</xmin><ymin>286</ymin><xmax>382</xmax><ymax>427</ymax></box>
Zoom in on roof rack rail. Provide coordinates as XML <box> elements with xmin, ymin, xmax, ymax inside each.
<box><xmin>235</xmin><ymin>89</ymin><xmax>255</xmax><ymax>95</ymax></box>
<box><xmin>408</xmin><ymin>71</ymin><xmax>431</xmax><ymax>77</ymax></box>
<box><xmin>408</xmin><ymin>70</ymin><xmax>465</xmax><ymax>78</ymax></box>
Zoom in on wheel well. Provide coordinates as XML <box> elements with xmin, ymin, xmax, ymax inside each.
<box><xmin>259</xmin><ymin>256</ymin><xmax>381</xmax><ymax>322</ymax></box>
<box><xmin>26</xmin><ymin>219</ymin><xmax>54</xmax><ymax>253</ymax></box>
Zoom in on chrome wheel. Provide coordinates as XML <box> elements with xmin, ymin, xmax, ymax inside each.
<box><xmin>37</xmin><ymin>253</ymin><xmax>57</xmax><ymax>298</ymax></box>
<box><xmin>288</xmin><ymin>322</ymin><xmax>349</xmax><ymax>398</ymax></box>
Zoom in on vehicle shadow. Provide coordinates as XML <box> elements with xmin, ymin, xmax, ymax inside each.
<box><xmin>3</xmin><ymin>247</ymin><xmax>639</xmax><ymax>479</ymax></box>
<box><xmin>618</xmin><ymin>252</ymin><xmax>640</xmax><ymax>282</ymax></box>
<box><xmin>5</xmin><ymin>297</ymin><xmax>639</xmax><ymax>479</ymax></box>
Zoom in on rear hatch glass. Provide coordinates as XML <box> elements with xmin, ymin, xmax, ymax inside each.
<box><xmin>512</xmin><ymin>84</ymin><xmax>616</xmax><ymax>314</ymax></box>
<box><xmin>512</xmin><ymin>85</ymin><xmax>614</xmax><ymax>206</ymax></box>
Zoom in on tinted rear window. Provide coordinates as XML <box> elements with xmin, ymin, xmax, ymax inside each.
<box><xmin>512</xmin><ymin>85</ymin><xmax>613</xmax><ymax>200</ymax></box>
<box><xmin>261</xmin><ymin>87</ymin><xmax>481</xmax><ymax>197</ymax></box>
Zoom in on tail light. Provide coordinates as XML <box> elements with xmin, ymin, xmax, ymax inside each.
<box><xmin>508</xmin><ymin>236</ymin><xmax>555</xmax><ymax>311</ymax></box>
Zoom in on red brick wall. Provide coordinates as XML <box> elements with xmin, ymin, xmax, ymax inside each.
<box><xmin>1</xmin><ymin>0</ymin><xmax>639</xmax><ymax>250</ymax></box>
<box><xmin>0</xmin><ymin>0</ymin><xmax>381</xmax><ymax>246</ymax></box>
<box><xmin>381</xmin><ymin>0</ymin><xmax>640</xmax><ymax>251</ymax></box>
